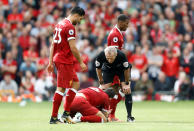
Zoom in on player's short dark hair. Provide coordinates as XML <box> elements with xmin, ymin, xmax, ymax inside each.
<box><xmin>104</xmin><ymin>88</ymin><xmax>116</xmax><ymax>98</ymax></box>
<box><xmin>70</xmin><ymin>6</ymin><xmax>85</xmax><ymax>16</ymax></box>
<box><xmin>117</xmin><ymin>14</ymin><xmax>129</xmax><ymax>22</ymax></box>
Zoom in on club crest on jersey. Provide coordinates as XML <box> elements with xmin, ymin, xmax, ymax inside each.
<box><xmin>95</xmin><ymin>60</ymin><xmax>100</xmax><ymax>67</ymax></box>
<box><xmin>123</xmin><ymin>62</ymin><xmax>129</xmax><ymax>68</ymax></box>
<box><xmin>69</xmin><ymin>29</ymin><xmax>74</xmax><ymax>35</ymax></box>
<box><xmin>113</xmin><ymin>37</ymin><xmax>118</xmax><ymax>42</ymax></box>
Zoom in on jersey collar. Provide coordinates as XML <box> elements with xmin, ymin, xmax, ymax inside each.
<box><xmin>65</xmin><ymin>18</ymin><xmax>72</xmax><ymax>24</ymax></box>
<box><xmin>115</xmin><ymin>25</ymin><xmax>122</xmax><ymax>35</ymax></box>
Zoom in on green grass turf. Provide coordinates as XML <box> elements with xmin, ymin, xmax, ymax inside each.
<box><xmin>0</xmin><ymin>101</ymin><xmax>194</xmax><ymax>131</ymax></box>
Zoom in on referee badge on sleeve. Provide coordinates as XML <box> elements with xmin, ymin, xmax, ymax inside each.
<box><xmin>95</xmin><ymin>60</ymin><xmax>100</xmax><ymax>67</ymax></box>
<box><xmin>69</xmin><ymin>29</ymin><xmax>74</xmax><ymax>35</ymax></box>
<box><xmin>123</xmin><ymin>62</ymin><xmax>129</xmax><ymax>68</ymax></box>
<box><xmin>113</xmin><ymin>37</ymin><xmax>118</xmax><ymax>43</ymax></box>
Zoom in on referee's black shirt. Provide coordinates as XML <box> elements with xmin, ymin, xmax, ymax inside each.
<box><xmin>95</xmin><ymin>50</ymin><xmax>132</xmax><ymax>72</ymax></box>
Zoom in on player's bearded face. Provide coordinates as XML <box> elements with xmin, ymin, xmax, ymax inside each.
<box><xmin>72</xmin><ymin>15</ymin><xmax>84</xmax><ymax>25</ymax></box>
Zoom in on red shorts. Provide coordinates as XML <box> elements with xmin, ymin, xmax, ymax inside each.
<box><xmin>112</xmin><ymin>75</ymin><xmax>120</xmax><ymax>86</ymax></box>
<box><xmin>70</xmin><ymin>96</ymin><xmax>99</xmax><ymax>117</ymax></box>
<box><xmin>55</xmin><ymin>62</ymin><xmax>79</xmax><ymax>88</ymax></box>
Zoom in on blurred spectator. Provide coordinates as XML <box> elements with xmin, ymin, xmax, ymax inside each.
<box><xmin>34</xmin><ymin>71</ymin><xmax>54</xmax><ymax>101</ymax></box>
<box><xmin>79</xmin><ymin>73</ymin><xmax>93</xmax><ymax>90</ymax></box>
<box><xmin>134</xmin><ymin>72</ymin><xmax>154</xmax><ymax>94</ymax></box>
<box><xmin>1</xmin><ymin>51</ymin><xmax>17</xmax><ymax>79</ymax></box>
<box><xmin>154</xmin><ymin>71</ymin><xmax>171</xmax><ymax>91</ymax></box>
<box><xmin>19</xmin><ymin>70</ymin><xmax>36</xmax><ymax>95</ymax></box>
<box><xmin>0</xmin><ymin>74</ymin><xmax>18</xmax><ymax>101</ymax></box>
<box><xmin>162</xmin><ymin>50</ymin><xmax>179</xmax><ymax>90</ymax></box>
<box><xmin>129</xmin><ymin>45</ymin><xmax>148</xmax><ymax>73</ymax></box>
<box><xmin>36</xmin><ymin>47</ymin><xmax>49</xmax><ymax>78</ymax></box>
<box><xmin>147</xmin><ymin>46</ymin><xmax>163</xmax><ymax>80</ymax></box>
<box><xmin>174</xmin><ymin>72</ymin><xmax>192</xmax><ymax>100</ymax></box>
<box><xmin>19</xmin><ymin>57</ymin><xmax>37</xmax><ymax>76</ymax></box>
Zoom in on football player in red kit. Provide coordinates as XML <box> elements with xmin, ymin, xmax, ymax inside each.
<box><xmin>107</xmin><ymin>15</ymin><xmax>134</xmax><ymax>122</ymax></box>
<box><xmin>69</xmin><ymin>87</ymin><xmax>114</xmax><ymax>123</ymax></box>
<box><xmin>107</xmin><ymin>14</ymin><xmax>129</xmax><ymax>50</ymax></box>
<box><xmin>47</xmin><ymin>7</ymin><xmax>87</xmax><ymax>124</ymax></box>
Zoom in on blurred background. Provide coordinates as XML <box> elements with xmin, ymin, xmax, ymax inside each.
<box><xmin>0</xmin><ymin>0</ymin><xmax>193</xmax><ymax>103</ymax></box>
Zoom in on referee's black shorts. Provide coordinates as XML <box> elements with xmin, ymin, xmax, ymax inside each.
<box><xmin>102</xmin><ymin>69</ymin><xmax>125</xmax><ymax>84</ymax></box>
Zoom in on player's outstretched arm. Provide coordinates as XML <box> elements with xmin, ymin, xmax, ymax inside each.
<box><xmin>47</xmin><ymin>41</ymin><xmax>55</xmax><ymax>73</ymax></box>
<box><xmin>69</xmin><ymin>39</ymin><xmax>87</xmax><ymax>71</ymax></box>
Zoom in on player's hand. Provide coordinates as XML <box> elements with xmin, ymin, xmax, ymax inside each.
<box><xmin>80</xmin><ymin>62</ymin><xmax>87</xmax><ymax>71</ymax></box>
<box><xmin>47</xmin><ymin>63</ymin><xmax>54</xmax><ymax>74</ymax></box>
<box><xmin>122</xmin><ymin>85</ymin><xmax>130</xmax><ymax>94</ymax></box>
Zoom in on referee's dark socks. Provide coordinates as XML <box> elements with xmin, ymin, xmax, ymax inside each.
<box><xmin>125</xmin><ymin>94</ymin><xmax>132</xmax><ymax>117</ymax></box>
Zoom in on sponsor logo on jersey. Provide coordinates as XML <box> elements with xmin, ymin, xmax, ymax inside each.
<box><xmin>69</xmin><ymin>29</ymin><xmax>74</xmax><ymax>35</ymax></box>
<box><xmin>113</xmin><ymin>37</ymin><xmax>118</xmax><ymax>42</ymax></box>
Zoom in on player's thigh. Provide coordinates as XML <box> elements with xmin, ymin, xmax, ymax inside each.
<box><xmin>72</xmin><ymin>70</ymin><xmax>80</xmax><ymax>90</ymax></box>
<box><xmin>102</xmin><ymin>71</ymin><xmax>115</xmax><ymax>84</ymax></box>
<box><xmin>55</xmin><ymin>62</ymin><xmax>74</xmax><ymax>89</ymax></box>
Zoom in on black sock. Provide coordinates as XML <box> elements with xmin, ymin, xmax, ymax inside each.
<box><xmin>125</xmin><ymin>94</ymin><xmax>133</xmax><ymax>117</ymax></box>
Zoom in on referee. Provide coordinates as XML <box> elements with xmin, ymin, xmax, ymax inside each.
<box><xmin>95</xmin><ymin>46</ymin><xmax>135</xmax><ymax>122</ymax></box>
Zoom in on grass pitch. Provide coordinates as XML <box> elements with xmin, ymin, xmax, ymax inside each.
<box><xmin>0</xmin><ymin>101</ymin><xmax>194</xmax><ymax>131</ymax></box>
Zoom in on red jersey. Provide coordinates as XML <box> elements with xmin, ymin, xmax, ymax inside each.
<box><xmin>79</xmin><ymin>87</ymin><xmax>110</xmax><ymax>111</ymax></box>
<box><xmin>53</xmin><ymin>18</ymin><xmax>76</xmax><ymax>64</ymax></box>
<box><xmin>129</xmin><ymin>54</ymin><xmax>148</xmax><ymax>70</ymax></box>
<box><xmin>107</xmin><ymin>25</ymin><xmax>124</xmax><ymax>50</ymax></box>
<box><xmin>2</xmin><ymin>59</ymin><xmax>17</xmax><ymax>79</ymax></box>
<box><xmin>162</xmin><ymin>56</ymin><xmax>179</xmax><ymax>77</ymax></box>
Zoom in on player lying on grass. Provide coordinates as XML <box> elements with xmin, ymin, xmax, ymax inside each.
<box><xmin>95</xmin><ymin>46</ymin><xmax>135</xmax><ymax>122</ymax></box>
<box><xmin>67</xmin><ymin>87</ymin><xmax>114</xmax><ymax>123</ymax></box>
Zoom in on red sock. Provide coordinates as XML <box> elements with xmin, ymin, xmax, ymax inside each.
<box><xmin>63</xmin><ymin>88</ymin><xmax>77</xmax><ymax>112</ymax></box>
<box><xmin>52</xmin><ymin>91</ymin><xmax>64</xmax><ymax>117</ymax></box>
<box><xmin>110</xmin><ymin>94</ymin><xmax>122</xmax><ymax>117</ymax></box>
<box><xmin>81</xmin><ymin>115</ymin><xmax>102</xmax><ymax>123</ymax></box>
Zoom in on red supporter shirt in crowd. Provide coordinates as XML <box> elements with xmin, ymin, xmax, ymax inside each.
<box><xmin>37</xmin><ymin>57</ymin><xmax>49</xmax><ymax>77</ymax></box>
<box><xmin>2</xmin><ymin>59</ymin><xmax>17</xmax><ymax>79</ymax></box>
<box><xmin>107</xmin><ymin>25</ymin><xmax>124</xmax><ymax>50</ymax></box>
<box><xmin>150</xmin><ymin>29</ymin><xmax>162</xmax><ymax>44</ymax></box>
<box><xmin>18</xmin><ymin>35</ymin><xmax>30</xmax><ymax>50</ymax></box>
<box><xmin>7</xmin><ymin>13</ymin><xmax>23</xmax><ymax>29</ymax></box>
<box><xmin>79</xmin><ymin>87</ymin><xmax>110</xmax><ymax>111</ymax></box>
<box><xmin>129</xmin><ymin>54</ymin><xmax>148</xmax><ymax>70</ymax></box>
<box><xmin>162</xmin><ymin>56</ymin><xmax>179</xmax><ymax>77</ymax></box>
<box><xmin>23</xmin><ymin>50</ymin><xmax>39</xmax><ymax>60</ymax></box>
<box><xmin>53</xmin><ymin>18</ymin><xmax>76</xmax><ymax>64</ymax></box>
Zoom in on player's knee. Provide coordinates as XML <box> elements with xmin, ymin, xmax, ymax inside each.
<box><xmin>56</xmin><ymin>87</ymin><xmax>66</xmax><ymax>93</ymax></box>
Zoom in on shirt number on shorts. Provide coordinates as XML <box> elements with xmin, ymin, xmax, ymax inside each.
<box><xmin>53</xmin><ymin>28</ymin><xmax>62</xmax><ymax>44</ymax></box>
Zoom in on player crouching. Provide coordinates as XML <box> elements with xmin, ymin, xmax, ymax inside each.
<box><xmin>67</xmin><ymin>87</ymin><xmax>114</xmax><ymax>123</ymax></box>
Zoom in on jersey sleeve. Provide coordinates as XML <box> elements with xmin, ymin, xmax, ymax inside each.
<box><xmin>120</xmin><ymin>51</ymin><xmax>132</xmax><ymax>69</ymax></box>
<box><xmin>65</xmin><ymin>25</ymin><xmax>76</xmax><ymax>41</ymax></box>
<box><xmin>95</xmin><ymin>51</ymin><xmax>104</xmax><ymax>69</ymax></box>
<box><xmin>101</xmin><ymin>95</ymin><xmax>110</xmax><ymax>112</ymax></box>
<box><xmin>108</xmin><ymin>33</ymin><xmax>120</xmax><ymax>48</ymax></box>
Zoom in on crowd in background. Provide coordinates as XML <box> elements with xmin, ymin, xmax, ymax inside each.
<box><xmin>0</xmin><ymin>0</ymin><xmax>193</xmax><ymax>102</ymax></box>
